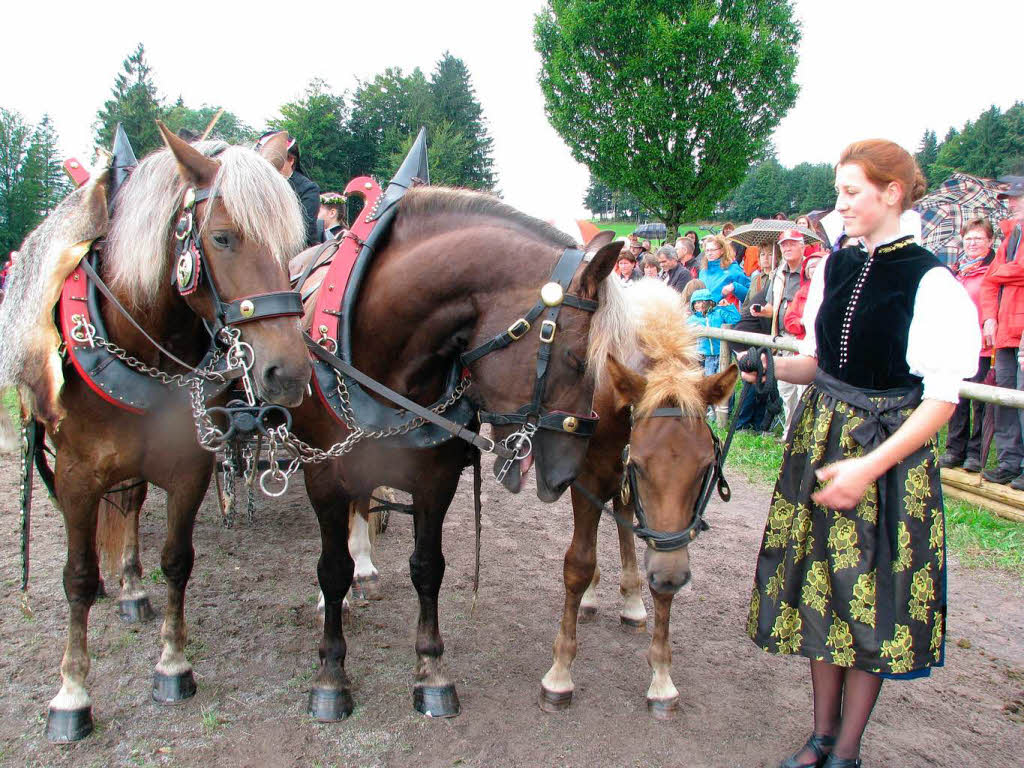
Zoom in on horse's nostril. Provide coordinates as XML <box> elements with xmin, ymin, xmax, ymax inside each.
<box><xmin>262</xmin><ymin>365</ymin><xmax>281</xmax><ymax>391</ymax></box>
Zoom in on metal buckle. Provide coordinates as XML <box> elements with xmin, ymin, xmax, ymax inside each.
<box><xmin>539</xmin><ymin>319</ymin><xmax>556</xmax><ymax>344</ymax></box>
<box><xmin>507</xmin><ymin>318</ymin><xmax>530</xmax><ymax>340</ymax></box>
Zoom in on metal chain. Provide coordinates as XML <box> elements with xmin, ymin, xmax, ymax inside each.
<box><xmin>333</xmin><ymin>373</ymin><xmax>472</xmax><ymax>440</ymax></box>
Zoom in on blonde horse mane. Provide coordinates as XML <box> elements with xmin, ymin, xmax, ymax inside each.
<box><xmin>105</xmin><ymin>141</ymin><xmax>305</xmax><ymax>307</ymax></box>
<box><xmin>587</xmin><ymin>278</ymin><xmax>704</xmax><ymax>419</ymax></box>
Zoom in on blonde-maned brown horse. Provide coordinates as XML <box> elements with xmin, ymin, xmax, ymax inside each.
<box><xmin>282</xmin><ymin>190</ymin><xmax>622</xmax><ymax>721</ymax></box>
<box><xmin>1</xmin><ymin>125</ymin><xmax>311</xmax><ymax>742</ymax></box>
<box><xmin>540</xmin><ymin>277</ymin><xmax>737</xmax><ymax>715</ymax></box>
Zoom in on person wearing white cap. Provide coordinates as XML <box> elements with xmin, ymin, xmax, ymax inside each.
<box><xmin>754</xmin><ymin>228</ymin><xmax>807</xmax><ymax>433</ymax></box>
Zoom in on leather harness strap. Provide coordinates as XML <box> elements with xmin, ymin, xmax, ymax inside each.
<box><xmin>304</xmin><ymin>335</ymin><xmax>514</xmax><ymax>459</ymax></box>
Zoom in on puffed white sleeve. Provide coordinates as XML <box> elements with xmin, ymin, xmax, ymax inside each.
<box><xmin>906</xmin><ymin>267</ymin><xmax>982</xmax><ymax>404</ymax></box>
<box><xmin>796</xmin><ymin>254</ymin><xmax>827</xmax><ymax>358</ymax></box>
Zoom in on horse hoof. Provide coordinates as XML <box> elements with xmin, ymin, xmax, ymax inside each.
<box><xmin>351</xmin><ymin>574</ymin><xmax>380</xmax><ymax>600</ymax></box>
<box><xmin>538</xmin><ymin>686</ymin><xmax>573</xmax><ymax>712</ymax></box>
<box><xmin>620</xmin><ymin>615</ymin><xmax>648</xmax><ymax>632</ymax></box>
<box><xmin>579</xmin><ymin>605</ymin><xmax>598</xmax><ymax>622</ymax></box>
<box><xmin>647</xmin><ymin>695</ymin><xmax>679</xmax><ymax>720</ymax></box>
<box><xmin>118</xmin><ymin>596</ymin><xmax>155</xmax><ymax>623</ymax></box>
<box><xmin>307</xmin><ymin>687</ymin><xmax>354</xmax><ymax>721</ymax></box>
<box><xmin>94</xmin><ymin>579</ymin><xmax>107</xmax><ymax>600</ymax></box>
<box><xmin>413</xmin><ymin>684</ymin><xmax>460</xmax><ymax>718</ymax></box>
<box><xmin>46</xmin><ymin>706</ymin><xmax>93</xmax><ymax>743</ymax></box>
<box><xmin>152</xmin><ymin>670</ymin><xmax>197</xmax><ymax>704</ymax></box>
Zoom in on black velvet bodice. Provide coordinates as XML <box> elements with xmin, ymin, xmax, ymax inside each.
<box><xmin>815</xmin><ymin>237</ymin><xmax>942</xmax><ymax>391</ymax></box>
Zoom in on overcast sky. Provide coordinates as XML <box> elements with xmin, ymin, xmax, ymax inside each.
<box><xmin>3</xmin><ymin>0</ymin><xmax>1022</xmax><ymax>223</ymax></box>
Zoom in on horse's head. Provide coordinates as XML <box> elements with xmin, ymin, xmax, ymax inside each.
<box><xmin>605</xmin><ymin>355</ymin><xmax>738</xmax><ymax>594</ymax></box>
<box><xmin>158</xmin><ymin>124</ymin><xmax>311</xmax><ymax>406</ymax></box>
<box><xmin>469</xmin><ymin>232</ymin><xmax>620</xmax><ymax>502</ymax></box>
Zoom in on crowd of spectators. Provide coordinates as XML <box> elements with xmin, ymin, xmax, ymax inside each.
<box><xmin>613</xmin><ymin>176</ymin><xmax>1024</xmax><ymax>483</ymax></box>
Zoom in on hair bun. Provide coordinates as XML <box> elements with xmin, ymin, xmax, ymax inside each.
<box><xmin>910</xmin><ymin>169</ymin><xmax>927</xmax><ymax>204</ymax></box>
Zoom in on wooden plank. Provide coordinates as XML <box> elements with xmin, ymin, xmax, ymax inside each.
<box><xmin>940</xmin><ymin>467</ymin><xmax>1024</xmax><ymax>508</ymax></box>
<box><xmin>942</xmin><ymin>484</ymin><xmax>1024</xmax><ymax>524</ymax></box>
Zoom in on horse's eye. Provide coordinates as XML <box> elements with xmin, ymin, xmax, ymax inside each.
<box><xmin>211</xmin><ymin>233</ymin><xmax>231</xmax><ymax>249</ymax></box>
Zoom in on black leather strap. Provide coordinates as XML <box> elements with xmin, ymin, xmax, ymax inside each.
<box><xmin>304</xmin><ymin>334</ymin><xmax>515</xmax><ymax>459</ymax></box>
<box><xmin>222</xmin><ymin>291</ymin><xmax>304</xmax><ymax>325</ymax></box>
<box><xmin>478</xmin><ymin>407</ymin><xmax>598</xmax><ymax>437</ymax></box>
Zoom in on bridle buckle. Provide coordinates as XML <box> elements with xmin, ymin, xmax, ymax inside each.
<box><xmin>507</xmin><ymin>318</ymin><xmax>530</xmax><ymax>340</ymax></box>
<box><xmin>539</xmin><ymin>319</ymin><xmax>557</xmax><ymax>344</ymax></box>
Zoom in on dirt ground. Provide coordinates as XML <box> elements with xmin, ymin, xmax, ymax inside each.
<box><xmin>1</xmin><ymin>454</ymin><xmax>1022</xmax><ymax>768</ymax></box>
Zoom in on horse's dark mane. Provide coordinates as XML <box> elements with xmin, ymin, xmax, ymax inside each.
<box><xmin>398</xmin><ymin>187</ymin><xmax>577</xmax><ymax>248</ymax></box>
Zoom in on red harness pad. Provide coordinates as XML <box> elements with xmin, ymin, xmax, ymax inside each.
<box><xmin>58</xmin><ymin>261</ymin><xmax>145</xmax><ymax>414</ymax></box>
<box><xmin>308</xmin><ymin>177</ymin><xmax>384</xmax><ymax>346</ymax></box>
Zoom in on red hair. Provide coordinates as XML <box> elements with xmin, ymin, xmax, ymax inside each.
<box><xmin>837</xmin><ymin>139</ymin><xmax>927</xmax><ymax>212</ymax></box>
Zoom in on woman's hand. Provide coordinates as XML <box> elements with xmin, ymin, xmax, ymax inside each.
<box><xmin>812</xmin><ymin>456</ymin><xmax>876</xmax><ymax>510</ymax></box>
<box><xmin>722</xmin><ymin>282</ymin><xmax>734</xmax><ymax>295</ymax></box>
<box><xmin>983</xmin><ymin>318</ymin><xmax>997</xmax><ymax>349</ymax></box>
<box><xmin>739</xmin><ymin>351</ymin><xmax>768</xmax><ymax>384</ymax></box>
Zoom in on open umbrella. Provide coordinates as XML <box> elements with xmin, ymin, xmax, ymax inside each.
<box><xmin>917</xmin><ymin>173</ymin><xmax>1010</xmax><ymax>267</ymax></box>
<box><xmin>727</xmin><ymin>218</ymin><xmax>822</xmax><ymax>247</ymax></box>
<box><xmin>634</xmin><ymin>222</ymin><xmax>667</xmax><ymax>240</ymax></box>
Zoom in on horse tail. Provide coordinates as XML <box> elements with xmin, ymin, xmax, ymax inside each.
<box><xmin>96</xmin><ymin>479</ymin><xmax>145</xmax><ymax>582</ymax></box>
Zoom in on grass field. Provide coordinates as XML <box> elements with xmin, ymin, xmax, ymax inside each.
<box><xmin>590</xmin><ymin>220</ymin><xmax>718</xmax><ymax>242</ymax></box>
<box><xmin>713</xmin><ymin>420</ymin><xmax>1024</xmax><ymax>580</ymax></box>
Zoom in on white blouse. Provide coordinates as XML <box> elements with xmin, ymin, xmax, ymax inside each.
<box><xmin>798</xmin><ymin>250</ymin><xmax>981</xmax><ymax>404</ymax></box>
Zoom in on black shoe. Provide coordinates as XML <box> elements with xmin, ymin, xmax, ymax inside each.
<box><xmin>779</xmin><ymin>733</ymin><xmax>835</xmax><ymax>768</ymax></box>
<box><xmin>1011</xmin><ymin>474</ymin><xmax>1024</xmax><ymax>492</ymax></box>
<box><xmin>983</xmin><ymin>467</ymin><xmax>1019</xmax><ymax>484</ymax></box>
<box><xmin>822</xmin><ymin>757</ymin><xmax>861</xmax><ymax>768</ymax></box>
<box><xmin>962</xmin><ymin>456</ymin><xmax>983</xmax><ymax>473</ymax></box>
<box><xmin>938</xmin><ymin>453</ymin><xmax>964</xmax><ymax>469</ymax></box>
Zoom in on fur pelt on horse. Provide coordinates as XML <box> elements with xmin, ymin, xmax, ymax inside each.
<box><xmin>0</xmin><ymin>169</ymin><xmax>109</xmax><ymax>431</ymax></box>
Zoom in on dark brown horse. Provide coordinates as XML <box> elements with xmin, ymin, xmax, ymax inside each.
<box><xmin>2</xmin><ymin>125</ymin><xmax>311</xmax><ymax>742</ymax></box>
<box><xmin>282</xmin><ymin>188</ymin><xmax>621</xmax><ymax>720</ymax></box>
<box><xmin>538</xmin><ymin>279</ymin><xmax>738</xmax><ymax>717</ymax></box>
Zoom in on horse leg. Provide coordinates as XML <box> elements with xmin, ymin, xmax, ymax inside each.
<box><xmin>306</xmin><ymin>463</ymin><xmax>355</xmax><ymax>721</ymax></box>
<box><xmin>46</xmin><ymin>482</ymin><xmax>105</xmax><ymax>742</ymax></box>
<box><xmin>645</xmin><ymin>590</ymin><xmax>679</xmax><ymax>719</ymax></box>
<box><xmin>151</xmin><ymin>468</ymin><xmax>208</xmax><ymax>704</ymax></box>
<box><xmin>349</xmin><ymin>496</ymin><xmax>380</xmax><ymax>600</ymax></box>
<box><xmin>579</xmin><ymin>561</ymin><xmax>600</xmax><ymax>621</ymax></box>
<box><xmin>97</xmin><ymin>480</ymin><xmax>154</xmax><ymax>622</ymax></box>
<box><xmin>410</xmin><ymin>471</ymin><xmax>461</xmax><ymax>718</ymax></box>
<box><xmin>616</xmin><ymin>517</ymin><xmax>648</xmax><ymax>631</ymax></box>
<box><xmin>540</xmin><ymin>487</ymin><xmax>601</xmax><ymax>711</ymax></box>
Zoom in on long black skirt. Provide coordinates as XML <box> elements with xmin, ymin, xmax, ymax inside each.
<box><xmin>746</xmin><ymin>370</ymin><xmax>946</xmax><ymax>678</ymax></box>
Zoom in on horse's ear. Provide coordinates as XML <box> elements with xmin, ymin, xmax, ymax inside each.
<box><xmin>579</xmin><ymin>240</ymin><xmax>621</xmax><ymax>300</ymax></box>
<box><xmin>606</xmin><ymin>354</ymin><xmax>646</xmax><ymax>412</ymax></box>
<box><xmin>583</xmin><ymin>230</ymin><xmax>615</xmax><ymax>253</ymax></box>
<box><xmin>700</xmin><ymin>364</ymin><xmax>739</xmax><ymax>406</ymax></box>
<box><xmin>256</xmin><ymin>131</ymin><xmax>289</xmax><ymax>172</ymax></box>
<box><xmin>156</xmin><ymin>120</ymin><xmax>219</xmax><ymax>187</ymax></box>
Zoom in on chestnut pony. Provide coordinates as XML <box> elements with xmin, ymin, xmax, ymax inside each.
<box><xmin>5</xmin><ymin>126</ymin><xmax>311</xmax><ymax>742</ymax></box>
<box><xmin>540</xmin><ymin>279</ymin><xmax>737</xmax><ymax>718</ymax></box>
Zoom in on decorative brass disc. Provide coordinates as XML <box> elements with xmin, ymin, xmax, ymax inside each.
<box><xmin>176</xmin><ymin>253</ymin><xmax>193</xmax><ymax>286</ymax></box>
<box><xmin>540</xmin><ymin>281</ymin><xmax>564</xmax><ymax>307</ymax></box>
<box><xmin>239</xmin><ymin>299</ymin><xmax>255</xmax><ymax>318</ymax></box>
<box><xmin>562</xmin><ymin>416</ymin><xmax>578</xmax><ymax>433</ymax></box>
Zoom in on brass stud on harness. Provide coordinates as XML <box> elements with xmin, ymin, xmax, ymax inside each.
<box><xmin>239</xmin><ymin>299</ymin><xmax>255</xmax><ymax>319</ymax></box>
<box><xmin>183</xmin><ymin>187</ymin><xmax>197</xmax><ymax>210</ymax></box>
<box><xmin>562</xmin><ymin>415</ymin><xmax>578</xmax><ymax>433</ymax></box>
<box><xmin>540</xmin><ymin>281</ymin><xmax>564</xmax><ymax>307</ymax></box>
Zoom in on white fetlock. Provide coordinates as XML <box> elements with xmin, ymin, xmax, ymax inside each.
<box><xmin>49</xmin><ymin>680</ymin><xmax>91</xmax><ymax>712</ymax></box>
<box><xmin>620</xmin><ymin>593</ymin><xmax>647</xmax><ymax>624</ymax></box>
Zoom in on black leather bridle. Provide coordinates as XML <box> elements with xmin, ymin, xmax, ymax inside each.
<box><xmin>574</xmin><ymin>406</ymin><xmax>731</xmax><ymax>552</ymax></box>
<box><xmin>460</xmin><ymin>246</ymin><xmax>601</xmax><ymax>479</ymax></box>
<box><xmin>171</xmin><ymin>185</ymin><xmax>304</xmax><ymax>335</ymax></box>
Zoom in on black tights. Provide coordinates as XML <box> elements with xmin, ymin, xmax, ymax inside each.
<box><xmin>797</xmin><ymin>660</ymin><xmax>883</xmax><ymax>762</ymax></box>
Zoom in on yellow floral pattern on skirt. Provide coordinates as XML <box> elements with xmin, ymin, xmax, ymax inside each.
<box><xmin>747</xmin><ymin>383</ymin><xmax>946</xmax><ymax>677</ymax></box>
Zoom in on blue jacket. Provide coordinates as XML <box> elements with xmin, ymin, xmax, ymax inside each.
<box><xmin>687</xmin><ymin>303</ymin><xmax>741</xmax><ymax>357</ymax></box>
<box><xmin>699</xmin><ymin>260</ymin><xmax>750</xmax><ymax>303</ymax></box>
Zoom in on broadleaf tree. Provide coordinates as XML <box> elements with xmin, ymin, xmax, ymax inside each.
<box><xmin>535</xmin><ymin>0</ymin><xmax>801</xmax><ymax>240</ymax></box>
<box><xmin>270</xmin><ymin>78</ymin><xmax>354</xmax><ymax>193</ymax></box>
<box><xmin>162</xmin><ymin>100</ymin><xmax>255</xmax><ymax>145</ymax></box>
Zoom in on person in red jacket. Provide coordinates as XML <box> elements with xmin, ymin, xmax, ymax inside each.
<box><xmin>979</xmin><ymin>178</ymin><xmax>1024</xmax><ymax>486</ymax></box>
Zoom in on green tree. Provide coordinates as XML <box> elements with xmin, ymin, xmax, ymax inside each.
<box><xmin>162</xmin><ymin>100</ymin><xmax>255</xmax><ymax>145</ymax></box>
<box><xmin>429</xmin><ymin>52</ymin><xmax>496</xmax><ymax>189</ymax></box>
<box><xmin>584</xmin><ymin>174</ymin><xmax>613</xmax><ymax>217</ymax></box>
<box><xmin>387</xmin><ymin>120</ymin><xmax>474</xmax><ymax>187</ymax></box>
<box><xmin>94</xmin><ymin>43</ymin><xmax>163</xmax><ymax>157</ymax></box>
<box><xmin>270</xmin><ymin>78</ymin><xmax>353</xmax><ymax>193</ymax></box>
<box><xmin>915</xmin><ymin>129</ymin><xmax>939</xmax><ymax>187</ymax></box>
<box><xmin>534</xmin><ymin>0</ymin><xmax>800</xmax><ymax>240</ymax></box>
